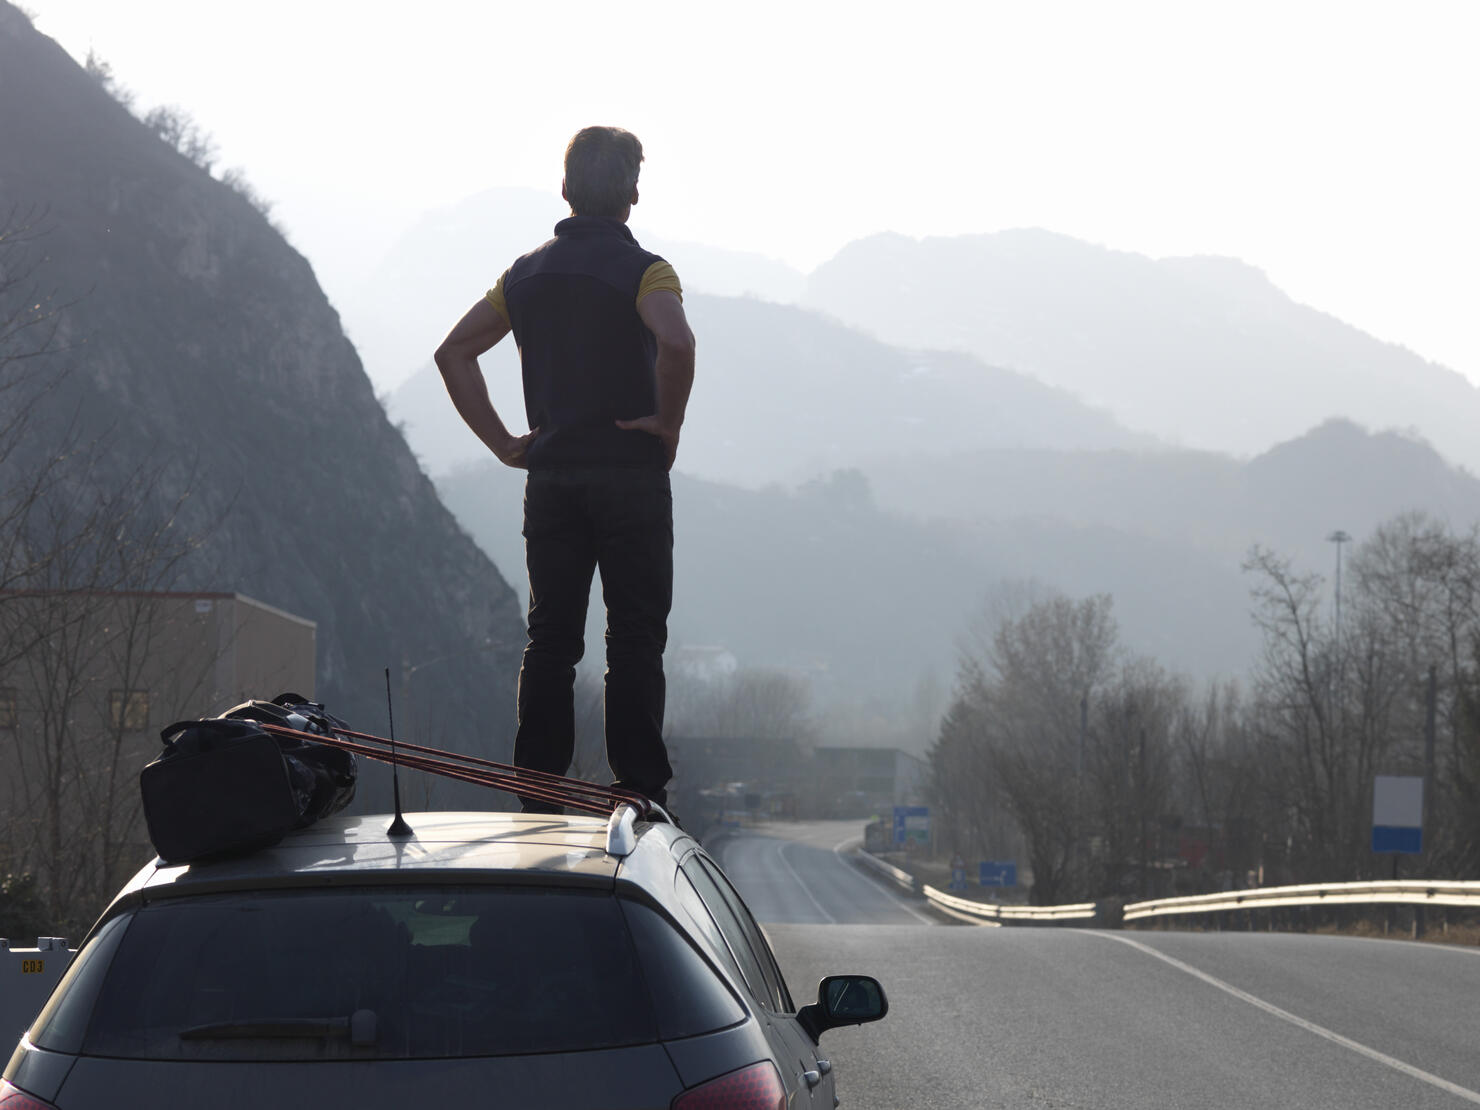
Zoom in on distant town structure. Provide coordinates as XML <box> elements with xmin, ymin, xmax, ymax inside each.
<box><xmin>664</xmin><ymin>736</ymin><xmax>928</xmax><ymax>823</ymax></box>
<box><xmin>0</xmin><ymin>589</ymin><xmax>316</xmax><ymax>735</ymax></box>
<box><xmin>813</xmin><ymin>746</ymin><xmax>928</xmax><ymax>818</ymax></box>
<box><xmin>668</xmin><ymin>645</ymin><xmax>740</xmax><ymax>684</ymax></box>
<box><xmin>0</xmin><ymin>590</ymin><xmax>315</xmax><ymax>883</ymax></box>
<box><xmin>667</xmin><ymin>733</ymin><xmax>810</xmax><ymax>820</ymax></box>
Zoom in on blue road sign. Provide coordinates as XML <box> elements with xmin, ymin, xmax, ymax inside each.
<box><xmin>1372</xmin><ymin>826</ymin><xmax>1422</xmax><ymax>854</ymax></box>
<box><xmin>979</xmin><ymin>860</ymin><xmax>1017</xmax><ymax>887</ymax></box>
<box><xmin>1372</xmin><ymin>775</ymin><xmax>1423</xmax><ymax>855</ymax></box>
<box><xmin>892</xmin><ymin>805</ymin><xmax>929</xmax><ymax>846</ymax></box>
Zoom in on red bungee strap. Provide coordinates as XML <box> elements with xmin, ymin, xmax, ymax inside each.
<box><xmin>257</xmin><ymin>722</ymin><xmax>652</xmax><ymax>819</ymax></box>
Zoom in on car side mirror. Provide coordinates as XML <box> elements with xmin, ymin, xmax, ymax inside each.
<box><xmin>797</xmin><ymin>974</ymin><xmax>888</xmax><ymax>1042</ymax></box>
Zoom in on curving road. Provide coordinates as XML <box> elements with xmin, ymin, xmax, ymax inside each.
<box><xmin>718</xmin><ymin>822</ymin><xmax>1480</xmax><ymax>1110</ymax></box>
<box><xmin>715</xmin><ymin>820</ymin><xmax>934</xmax><ymax>926</ymax></box>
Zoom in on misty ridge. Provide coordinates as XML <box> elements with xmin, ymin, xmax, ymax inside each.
<box><xmin>365</xmin><ymin>187</ymin><xmax>1480</xmax><ymax>750</ymax></box>
<box><xmin>4</xmin><ymin>0</ymin><xmax>1480</xmax><ymax>770</ymax></box>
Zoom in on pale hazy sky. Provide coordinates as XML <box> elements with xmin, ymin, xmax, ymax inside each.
<box><xmin>23</xmin><ymin>0</ymin><xmax>1480</xmax><ymax>387</ymax></box>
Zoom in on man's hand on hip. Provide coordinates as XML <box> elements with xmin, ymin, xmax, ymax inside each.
<box><xmin>496</xmin><ymin>427</ymin><xmax>541</xmax><ymax>469</ymax></box>
<box><xmin>615</xmin><ymin>415</ymin><xmax>679</xmax><ymax>470</ymax></box>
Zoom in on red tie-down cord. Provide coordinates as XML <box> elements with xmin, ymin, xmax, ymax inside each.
<box><xmin>257</xmin><ymin>722</ymin><xmax>653</xmax><ymax>817</ymax></box>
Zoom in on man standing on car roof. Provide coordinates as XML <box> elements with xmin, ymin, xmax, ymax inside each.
<box><xmin>435</xmin><ymin>126</ymin><xmax>695</xmax><ymax>814</ymax></box>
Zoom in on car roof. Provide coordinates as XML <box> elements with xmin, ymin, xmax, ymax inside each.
<box><xmin>106</xmin><ymin>811</ymin><xmax>693</xmax><ymax>918</ymax></box>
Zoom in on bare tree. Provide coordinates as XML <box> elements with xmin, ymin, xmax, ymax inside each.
<box><xmin>0</xmin><ymin>209</ymin><xmax>215</xmax><ymax>933</ymax></box>
<box><xmin>1170</xmin><ymin>679</ymin><xmax>1262</xmax><ymax>885</ymax></box>
<box><xmin>142</xmin><ymin>105</ymin><xmax>219</xmax><ymax>172</ymax></box>
<box><xmin>1348</xmin><ymin>515</ymin><xmax>1480</xmax><ymax>873</ymax></box>
<box><xmin>1243</xmin><ymin>525</ymin><xmax>1480</xmax><ymax>882</ymax></box>
<box><xmin>930</xmin><ymin>592</ymin><xmax>1121</xmax><ymax>903</ymax></box>
<box><xmin>218</xmin><ymin>166</ymin><xmax>275</xmax><ymax>219</ymax></box>
<box><xmin>1</xmin><ymin>464</ymin><xmax>212</xmax><ymax>933</ymax></box>
<box><xmin>927</xmin><ymin>658</ymin><xmax>1006</xmax><ymax>860</ymax></box>
<box><xmin>83</xmin><ymin>48</ymin><xmax>135</xmax><ymax>111</ymax></box>
<box><xmin>667</xmin><ymin>666</ymin><xmax>816</xmax><ymax>746</ymax></box>
<box><xmin>1083</xmin><ymin>661</ymin><xmax>1181</xmax><ymax>899</ymax></box>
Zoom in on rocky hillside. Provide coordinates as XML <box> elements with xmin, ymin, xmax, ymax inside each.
<box><xmin>0</xmin><ymin>5</ymin><xmax>524</xmax><ymax>807</ymax></box>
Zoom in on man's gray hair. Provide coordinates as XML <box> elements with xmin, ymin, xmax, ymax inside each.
<box><xmin>564</xmin><ymin>126</ymin><xmax>644</xmax><ymax>220</ymax></box>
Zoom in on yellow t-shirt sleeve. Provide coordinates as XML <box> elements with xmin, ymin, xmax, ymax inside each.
<box><xmin>484</xmin><ymin>271</ymin><xmax>509</xmax><ymax>322</ymax></box>
<box><xmin>487</xmin><ymin>262</ymin><xmax>678</xmax><ymax>318</ymax></box>
<box><xmin>636</xmin><ymin>260</ymin><xmax>682</xmax><ymax>307</ymax></box>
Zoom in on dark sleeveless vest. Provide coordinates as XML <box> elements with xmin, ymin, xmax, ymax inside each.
<box><xmin>503</xmin><ymin>216</ymin><xmax>666</xmax><ymax>471</ymax></box>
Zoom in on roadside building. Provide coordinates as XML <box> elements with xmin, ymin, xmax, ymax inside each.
<box><xmin>0</xmin><ymin>590</ymin><xmax>315</xmax><ymax>918</ymax></box>
<box><xmin>813</xmin><ymin>746</ymin><xmax>928</xmax><ymax>818</ymax></box>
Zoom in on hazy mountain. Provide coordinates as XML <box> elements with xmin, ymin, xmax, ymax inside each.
<box><xmin>0</xmin><ymin>6</ymin><xmax>525</xmax><ymax>806</ymax></box>
<box><xmin>803</xmin><ymin>230</ymin><xmax>1480</xmax><ymax>472</ymax></box>
<box><xmin>342</xmin><ymin>187</ymin><xmax>805</xmax><ymax>390</ymax></box>
<box><xmin>863</xmin><ymin>419</ymin><xmax>1480</xmax><ymax>571</ymax></box>
<box><xmin>389</xmin><ymin>293</ymin><xmax>1153</xmax><ymax>483</ymax></box>
<box><xmin>438</xmin><ymin>462</ymin><xmax>1257</xmax><ymax>717</ymax></box>
<box><xmin>438</xmin><ymin>421</ymin><xmax>1480</xmax><ymax>735</ymax></box>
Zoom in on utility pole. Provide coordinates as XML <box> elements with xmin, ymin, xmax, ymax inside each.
<box><xmin>1424</xmin><ymin>665</ymin><xmax>1437</xmax><ymax>852</ymax></box>
<box><xmin>1327</xmin><ymin>530</ymin><xmax>1351</xmax><ymax>648</ymax></box>
<box><xmin>1138</xmin><ymin>727</ymin><xmax>1149</xmax><ymax>901</ymax></box>
<box><xmin>1076</xmin><ymin>692</ymin><xmax>1087</xmax><ymax>891</ymax></box>
<box><xmin>1327</xmin><ymin>530</ymin><xmax>1351</xmax><ymax>723</ymax></box>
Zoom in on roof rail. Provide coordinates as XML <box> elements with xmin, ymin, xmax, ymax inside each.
<box><xmin>606</xmin><ymin>805</ymin><xmax>640</xmax><ymax>857</ymax></box>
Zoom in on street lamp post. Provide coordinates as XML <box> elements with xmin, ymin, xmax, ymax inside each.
<box><xmin>1327</xmin><ymin>530</ymin><xmax>1351</xmax><ymax>649</ymax></box>
<box><xmin>1327</xmin><ymin>530</ymin><xmax>1351</xmax><ymax>724</ymax></box>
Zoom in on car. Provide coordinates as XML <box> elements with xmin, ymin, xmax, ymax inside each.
<box><xmin>1</xmin><ymin>805</ymin><xmax>886</xmax><ymax>1109</ymax></box>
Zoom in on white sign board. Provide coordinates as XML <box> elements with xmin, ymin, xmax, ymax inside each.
<box><xmin>1373</xmin><ymin>775</ymin><xmax>1423</xmax><ymax>827</ymax></box>
<box><xmin>1372</xmin><ymin>775</ymin><xmax>1424</xmax><ymax>854</ymax></box>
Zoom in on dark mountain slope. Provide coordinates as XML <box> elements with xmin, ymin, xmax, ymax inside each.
<box><xmin>0</xmin><ymin>5</ymin><xmax>523</xmax><ymax>805</ymax></box>
<box><xmin>804</xmin><ymin>230</ymin><xmax>1480</xmax><ymax>472</ymax></box>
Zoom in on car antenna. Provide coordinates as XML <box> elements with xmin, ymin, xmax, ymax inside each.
<box><xmin>384</xmin><ymin>666</ymin><xmax>413</xmax><ymax>838</ymax></box>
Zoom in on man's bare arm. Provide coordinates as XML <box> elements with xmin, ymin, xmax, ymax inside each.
<box><xmin>617</xmin><ymin>290</ymin><xmax>696</xmax><ymax>470</ymax></box>
<box><xmin>433</xmin><ymin>300</ymin><xmax>538</xmax><ymax>469</ymax></box>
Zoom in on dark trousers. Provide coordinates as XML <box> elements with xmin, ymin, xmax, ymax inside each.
<box><xmin>514</xmin><ymin>468</ymin><xmax>674</xmax><ymax>812</ymax></box>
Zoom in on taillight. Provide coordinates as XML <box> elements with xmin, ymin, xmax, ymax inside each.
<box><xmin>0</xmin><ymin>1079</ymin><xmax>59</xmax><ymax>1110</ymax></box>
<box><xmin>671</xmin><ymin>1061</ymin><xmax>787</xmax><ymax>1110</ymax></box>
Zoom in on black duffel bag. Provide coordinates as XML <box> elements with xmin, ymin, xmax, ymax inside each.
<box><xmin>140</xmin><ymin>693</ymin><xmax>358</xmax><ymax>863</ymax></box>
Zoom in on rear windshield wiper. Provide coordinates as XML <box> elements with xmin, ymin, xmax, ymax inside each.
<box><xmin>180</xmin><ymin>1009</ymin><xmax>376</xmax><ymax>1046</ymax></box>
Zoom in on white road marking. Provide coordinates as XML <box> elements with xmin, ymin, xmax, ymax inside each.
<box><xmin>777</xmin><ymin>839</ymin><xmax>837</xmax><ymax>924</ymax></box>
<box><xmin>830</xmin><ymin>835</ymin><xmax>937</xmax><ymax>925</ymax></box>
<box><xmin>1100</xmin><ymin>932</ymin><xmax>1480</xmax><ymax>1105</ymax></box>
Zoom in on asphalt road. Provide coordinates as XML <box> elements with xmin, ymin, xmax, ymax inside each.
<box><xmin>718</xmin><ymin>822</ymin><xmax>1480</xmax><ymax>1110</ymax></box>
<box><xmin>715</xmin><ymin>820</ymin><xmax>934</xmax><ymax>926</ymax></box>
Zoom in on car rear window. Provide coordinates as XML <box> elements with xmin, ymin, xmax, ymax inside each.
<box><xmin>44</xmin><ymin>885</ymin><xmax>737</xmax><ymax>1062</ymax></box>
<box><xmin>619</xmin><ymin>899</ymin><xmax>745</xmax><ymax>1038</ymax></box>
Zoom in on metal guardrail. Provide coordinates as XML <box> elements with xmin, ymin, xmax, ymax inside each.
<box><xmin>859</xmin><ymin>850</ymin><xmax>1480</xmax><ymax>931</ymax></box>
<box><xmin>923</xmin><ymin>885</ymin><xmax>1098</xmax><ymax>925</ymax></box>
<box><xmin>1123</xmin><ymin>880</ymin><xmax>1480</xmax><ymax>923</ymax></box>
<box><xmin>860</xmin><ymin>848</ymin><xmax>1098</xmax><ymax>924</ymax></box>
<box><xmin>853</xmin><ymin>849</ymin><xmax>917</xmax><ymax>893</ymax></box>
